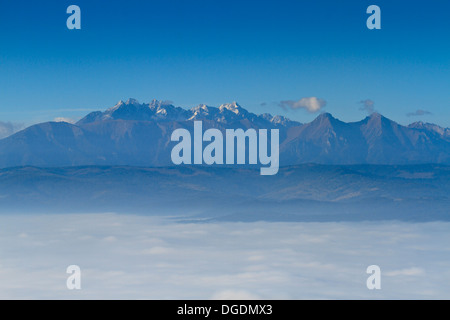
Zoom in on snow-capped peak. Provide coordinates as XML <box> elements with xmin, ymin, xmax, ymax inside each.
<box><xmin>107</xmin><ymin>100</ymin><xmax>125</xmax><ymax>112</ymax></box>
<box><xmin>78</xmin><ymin>99</ymin><xmax>304</xmax><ymax>127</ymax></box>
<box><xmin>219</xmin><ymin>102</ymin><xmax>245</xmax><ymax>115</ymax></box>
<box><xmin>409</xmin><ymin>121</ymin><xmax>449</xmax><ymax>138</ymax></box>
<box><xmin>190</xmin><ymin>104</ymin><xmax>210</xmax><ymax>112</ymax></box>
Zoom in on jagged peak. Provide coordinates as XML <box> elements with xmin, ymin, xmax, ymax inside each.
<box><xmin>408</xmin><ymin>121</ymin><xmax>445</xmax><ymax>129</ymax></box>
<box><xmin>219</xmin><ymin>102</ymin><xmax>246</xmax><ymax>114</ymax></box>
<box><xmin>80</xmin><ymin>99</ymin><xmax>438</xmax><ymax>131</ymax></box>
<box><xmin>271</xmin><ymin>114</ymin><xmax>288</xmax><ymax>121</ymax></box>
<box><xmin>368</xmin><ymin>112</ymin><xmax>382</xmax><ymax>119</ymax></box>
<box><xmin>190</xmin><ymin>104</ymin><xmax>211</xmax><ymax>112</ymax></box>
<box><xmin>360</xmin><ymin>112</ymin><xmax>388</xmax><ymax>123</ymax></box>
<box><xmin>313</xmin><ymin>112</ymin><xmax>336</xmax><ymax>123</ymax></box>
<box><xmin>368</xmin><ymin>112</ymin><xmax>398</xmax><ymax>123</ymax></box>
<box><xmin>107</xmin><ymin>100</ymin><xmax>125</xmax><ymax>112</ymax></box>
<box><xmin>408</xmin><ymin>121</ymin><xmax>448</xmax><ymax>137</ymax></box>
<box><xmin>409</xmin><ymin>121</ymin><xmax>425</xmax><ymax>127</ymax></box>
<box><xmin>259</xmin><ymin>113</ymin><xmax>273</xmax><ymax>120</ymax></box>
<box><xmin>107</xmin><ymin>98</ymin><xmax>141</xmax><ymax>112</ymax></box>
<box><xmin>318</xmin><ymin>112</ymin><xmax>334</xmax><ymax>118</ymax></box>
<box><xmin>125</xmin><ymin>98</ymin><xmax>140</xmax><ymax>105</ymax></box>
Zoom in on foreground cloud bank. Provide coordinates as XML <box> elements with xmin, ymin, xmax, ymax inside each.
<box><xmin>0</xmin><ymin>214</ymin><xmax>449</xmax><ymax>299</ymax></box>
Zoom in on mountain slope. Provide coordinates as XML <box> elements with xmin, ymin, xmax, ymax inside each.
<box><xmin>358</xmin><ymin>113</ymin><xmax>450</xmax><ymax>164</ymax></box>
<box><xmin>280</xmin><ymin>112</ymin><xmax>450</xmax><ymax>165</ymax></box>
<box><xmin>280</xmin><ymin>113</ymin><xmax>368</xmax><ymax>164</ymax></box>
<box><xmin>0</xmin><ymin>122</ymin><xmax>99</xmax><ymax>166</ymax></box>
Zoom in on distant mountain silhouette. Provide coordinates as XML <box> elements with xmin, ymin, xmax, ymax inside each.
<box><xmin>0</xmin><ymin>99</ymin><xmax>448</xmax><ymax>167</ymax></box>
<box><xmin>408</xmin><ymin>121</ymin><xmax>450</xmax><ymax>140</ymax></box>
<box><xmin>281</xmin><ymin>112</ymin><xmax>450</xmax><ymax>165</ymax></box>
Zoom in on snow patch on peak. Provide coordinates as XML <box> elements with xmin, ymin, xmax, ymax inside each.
<box><xmin>107</xmin><ymin>100</ymin><xmax>125</xmax><ymax>112</ymax></box>
<box><xmin>190</xmin><ymin>104</ymin><xmax>210</xmax><ymax>112</ymax></box>
<box><xmin>409</xmin><ymin>121</ymin><xmax>425</xmax><ymax>127</ymax></box>
<box><xmin>219</xmin><ymin>102</ymin><xmax>245</xmax><ymax>115</ymax></box>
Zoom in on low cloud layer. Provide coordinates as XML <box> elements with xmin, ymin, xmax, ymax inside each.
<box><xmin>279</xmin><ymin>97</ymin><xmax>326</xmax><ymax>113</ymax></box>
<box><xmin>0</xmin><ymin>214</ymin><xmax>449</xmax><ymax>299</ymax></box>
<box><xmin>407</xmin><ymin>109</ymin><xmax>432</xmax><ymax>117</ymax></box>
<box><xmin>359</xmin><ymin>99</ymin><xmax>376</xmax><ymax>114</ymax></box>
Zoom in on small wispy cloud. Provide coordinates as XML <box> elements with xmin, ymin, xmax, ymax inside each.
<box><xmin>279</xmin><ymin>97</ymin><xmax>327</xmax><ymax>113</ymax></box>
<box><xmin>161</xmin><ymin>100</ymin><xmax>174</xmax><ymax>106</ymax></box>
<box><xmin>407</xmin><ymin>110</ymin><xmax>432</xmax><ymax>117</ymax></box>
<box><xmin>385</xmin><ymin>267</ymin><xmax>425</xmax><ymax>277</ymax></box>
<box><xmin>53</xmin><ymin>117</ymin><xmax>76</xmax><ymax>124</ymax></box>
<box><xmin>359</xmin><ymin>99</ymin><xmax>376</xmax><ymax>114</ymax></box>
<box><xmin>0</xmin><ymin>121</ymin><xmax>24</xmax><ymax>139</ymax></box>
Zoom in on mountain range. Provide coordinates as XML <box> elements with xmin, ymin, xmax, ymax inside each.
<box><xmin>0</xmin><ymin>98</ymin><xmax>448</xmax><ymax>168</ymax></box>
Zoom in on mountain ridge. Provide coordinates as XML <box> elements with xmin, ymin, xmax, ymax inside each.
<box><xmin>0</xmin><ymin>99</ymin><xmax>448</xmax><ymax>168</ymax></box>
<box><xmin>77</xmin><ymin>99</ymin><xmax>301</xmax><ymax>127</ymax></box>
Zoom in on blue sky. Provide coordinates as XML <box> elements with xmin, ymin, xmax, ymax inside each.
<box><xmin>0</xmin><ymin>0</ymin><xmax>449</xmax><ymax>127</ymax></box>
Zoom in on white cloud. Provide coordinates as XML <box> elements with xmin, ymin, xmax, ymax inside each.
<box><xmin>385</xmin><ymin>267</ymin><xmax>425</xmax><ymax>277</ymax></box>
<box><xmin>280</xmin><ymin>97</ymin><xmax>327</xmax><ymax>113</ymax></box>
<box><xmin>0</xmin><ymin>214</ymin><xmax>449</xmax><ymax>299</ymax></box>
<box><xmin>359</xmin><ymin>99</ymin><xmax>375</xmax><ymax>114</ymax></box>
<box><xmin>53</xmin><ymin>117</ymin><xmax>75</xmax><ymax>124</ymax></box>
<box><xmin>0</xmin><ymin>121</ymin><xmax>24</xmax><ymax>139</ymax></box>
<box><xmin>141</xmin><ymin>246</ymin><xmax>173</xmax><ymax>255</ymax></box>
<box><xmin>407</xmin><ymin>110</ymin><xmax>432</xmax><ymax>117</ymax></box>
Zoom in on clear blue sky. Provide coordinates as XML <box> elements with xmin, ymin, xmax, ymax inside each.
<box><xmin>0</xmin><ymin>0</ymin><xmax>449</xmax><ymax>126</ymax></box>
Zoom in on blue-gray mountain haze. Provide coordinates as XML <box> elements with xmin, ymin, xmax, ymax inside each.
<box><xmin>0</xmin><ymin>99</ymin><xmax>448</xmax><ymax>221</ymax></box>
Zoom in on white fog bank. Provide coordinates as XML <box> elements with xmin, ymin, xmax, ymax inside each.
<box><xmin>0</xmin><ymin>214</ymin><xmax>449</xmax><ymax>299</ymax></box>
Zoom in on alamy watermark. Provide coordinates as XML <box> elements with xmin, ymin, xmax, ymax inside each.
<box><xmin>366</xmin><ymin>265</ymin><xmax>381</xmax><ymax>290</ymax></box>
<box><xmin>67</xmin><ymin>5</ymin><xmax>81</xmax><ymax>30</ymax></box>
<box><xmin>65</xmin><ymin>4</ymin><xmax>379</xmax><ymax>31</ymax></box>
<box><xmin>66</xmin><ymin>265</ymin><xmax>81</xmax><ymax>290</ymax></box>
<box><xmin>170</xmin><ymin>121</ymin><xmax>279</xmax><ymax>175</ymax></box>
<box><xmin>366</xmin><ymin>5</ymin><xmax>381</xmax><ymax>30</ymax></box>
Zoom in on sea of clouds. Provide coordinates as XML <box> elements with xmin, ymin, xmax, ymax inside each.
<box><xmin>0</xmin><ymin>213</ymin><xmax>449</xmax><ymax>299</ymax></box>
